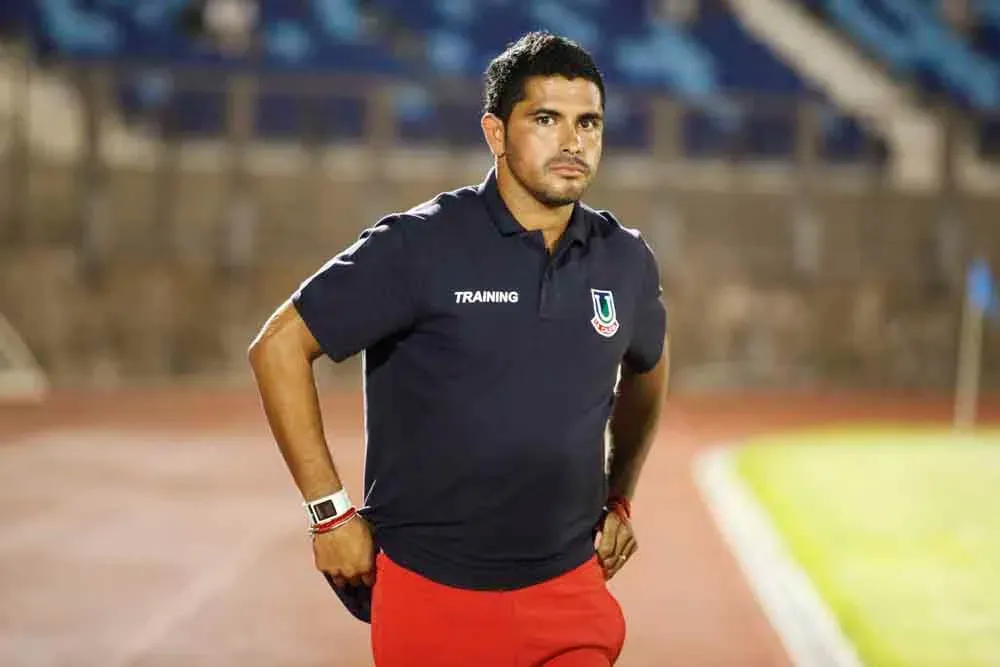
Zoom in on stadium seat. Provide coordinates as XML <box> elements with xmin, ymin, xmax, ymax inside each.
<box><xmin>18</xmin><ymin>0</ymin><xmax>881</xmax><ymax>160</ymax></box>
<box><xmin>810</xmin><ymin>0</ymin><xmax>1000</xmax><ymax>157</ymax></box>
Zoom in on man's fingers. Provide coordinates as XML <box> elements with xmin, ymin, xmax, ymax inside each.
<box><xmin>606</xmin><ymin>535</ymin><xmax>637</xmax><ymax>580</ymax></box>
<box><xmin>353</xmin><ymin>551</ymin><xmax>375</xmax><ymax>586</ymax></box>
<box><xmin>313</xmin><ymin>521</ymin><xmax>376</xmax><ymax>588</ymax></box>
<box><xmin>597</xmin><ymin>515</ymin><xmax>622</xmax><ymax>569</ymax></box>
<box><xmin>596</xmin><ymin>525</ymin><xmax>615</xmax><ymax>564</ymax></box>
<box><xmin>326</xmin><ymin>551</ymin><xmax>374</xmax><ymax>587</ymax></box>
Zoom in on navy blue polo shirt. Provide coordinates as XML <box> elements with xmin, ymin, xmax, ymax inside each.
<box><xmin>292</xmin><ymin>169</ymin><xmax>666</xmax><ymax>591</ymax></box>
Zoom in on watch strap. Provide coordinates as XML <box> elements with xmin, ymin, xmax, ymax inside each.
<box><xmin>304</xmin><ymin>489</ymin><xmax>353</xmax><ymax>526</ymax></box>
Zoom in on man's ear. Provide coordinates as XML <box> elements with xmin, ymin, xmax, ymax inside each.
<box><xmin>481</xmin><ymin>113</ymin><xmax>506</xmax><ymax>159</ymax></box>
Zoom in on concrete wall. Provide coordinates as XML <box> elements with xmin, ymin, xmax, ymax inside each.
<box><xmin>3</xmin><ymin>153</ymin><xmax>999</xmax><ymax>393</ymax></box>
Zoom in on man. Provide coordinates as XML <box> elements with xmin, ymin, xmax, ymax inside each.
<box><xmin>248</xmin><ymin>31</ymin><xmax>668</xmax><ymax>667</ymax></box>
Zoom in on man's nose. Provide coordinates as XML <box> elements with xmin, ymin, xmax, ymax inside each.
<box><xmin>561</xmin><ymin>128</ymin><xmax>584</xmax><ymax>154</ymax></box>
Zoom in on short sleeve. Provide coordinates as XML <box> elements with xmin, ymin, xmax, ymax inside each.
<box><xmin>623</xmin><ymin>240</ymin><xmax>667</xmax><ymax>373</ymax></box>
<box><xmin>292</xmin><ymin>216</ymin><xmax>422</xmax><ymax>362</ymax></box>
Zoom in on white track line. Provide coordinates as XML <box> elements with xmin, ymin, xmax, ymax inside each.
<box><xmin>693</xmin><ymin>444</ymin><xmax>865</xmax><ymax>667</ymax></box>
<box><xmin>102</xmin><ymin>516</ymin><xmax>289</xmax><ymax>667</ymax></box>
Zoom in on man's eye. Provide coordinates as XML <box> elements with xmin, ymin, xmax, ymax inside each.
<box><xmin>536</xmin><ymin>115</ymin><xmax>553</xmax><ymax>126</ymax></box>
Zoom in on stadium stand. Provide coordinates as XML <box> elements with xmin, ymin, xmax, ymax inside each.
<box><xmin>969</xmin><ymin>0</ymin><xmax>1000</xmax><ymax>155</ymax></box>
<box><xmin>16</xmin><ymin>0</ymin><xmax>882</xmax><ymax>161</ymax></box>
<box><xmin>802</xmin><ymin>0</ymin><xmax>1000</xmax><ymax>158</ymax></box>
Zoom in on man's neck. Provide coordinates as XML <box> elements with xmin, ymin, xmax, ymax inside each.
<box><xmin>496</xmin><ymin>164</ymin><xmax>573</xmax><ymax>238</ymax></box>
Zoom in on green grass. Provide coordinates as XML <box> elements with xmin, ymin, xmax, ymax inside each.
<box><xmin>732</xmin><ymin>426</ymin><xmax>1000</xmax><ymax>667</ymax></box>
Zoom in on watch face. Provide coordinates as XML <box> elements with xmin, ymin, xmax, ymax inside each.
<box><xmin>313</xmin><ymin>500</ymin><xmax>337</xmax><ymax>522</ymax></box>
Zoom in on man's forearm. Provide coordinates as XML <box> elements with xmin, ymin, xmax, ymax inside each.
<box><xmin>606</xmin><ymin>355</ymin><xmax>668</xmax><ymax>500</ymax></box>
<box><xmin>249</xmin><ymin>310</ymin><xmax>344</xmax><ymax>501</ymax></box>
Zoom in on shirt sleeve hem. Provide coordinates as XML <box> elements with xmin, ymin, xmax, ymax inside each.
<box><xmin>291</xmin><ymin>291</ymin><xmax>353</xmax><ymax>363</ymax></box>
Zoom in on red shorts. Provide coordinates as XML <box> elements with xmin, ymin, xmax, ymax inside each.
<box><xmin>370</xmin><ymin>551</ymin><xmax>627</xmax><ymax>667</ymax></box>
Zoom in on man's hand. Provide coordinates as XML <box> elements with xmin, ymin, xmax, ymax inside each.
<box><xmin>596</xmin><ymin>510</ymin><xmax>637</xmax><ymax>580</ymax></box>
<box><xmin>313</xmin><ymin>516</ymin><xmax>376</xmax><ymax>587</ymax></box>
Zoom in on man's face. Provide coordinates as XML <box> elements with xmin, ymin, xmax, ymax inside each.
<box><xmin>496</xmin><ymin>76</ymin><xmax>604</xmax><ymax>207</ymax></box>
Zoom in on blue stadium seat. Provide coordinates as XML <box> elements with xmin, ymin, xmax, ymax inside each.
<box><xmin>18</xmin><ymin>0</ymin><xmax>882</xmax><ymax>161</ymax></box>
<box><xmin>0</xmin><ymin>0</ymin><xmax>28</xmax><ymax>35</ymax></box>
<box><xmin>970</xmin><ymin>5</ymin><xmax>1000</xmax><ymax>159</ymax></box>
<box><xmin>811</xmin><ymin>0</ymin><xmax>1000</xmax><ymax>157</ymax></box>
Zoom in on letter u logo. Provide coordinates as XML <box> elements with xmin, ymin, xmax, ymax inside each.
<box><xmin>590</xmin><ymin>289</ymin><xmax>620</xmax><ymax>338</ymax></box>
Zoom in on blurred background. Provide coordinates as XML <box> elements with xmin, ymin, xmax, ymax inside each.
<box><xmin>0</xmin><ymin>0</ymin><xmax>998</xmax><ymax>398</ymax></box>
<box><xmin>2</xmin><ymin>4</ymin><xmax>1000</xmax><ymax>666</ymax></box>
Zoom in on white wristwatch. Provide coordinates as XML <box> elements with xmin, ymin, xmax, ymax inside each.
<box><xmin>303</xmin><ymin>489</ymin><xmax>353</xmax><ymax>526</ymax></box>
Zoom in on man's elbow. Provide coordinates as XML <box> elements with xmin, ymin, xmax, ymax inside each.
<box><xmin>247</xmin><ymin>336</ymin><xmax>264</xmax><ymax>367</ymax></box>
<box><xmin>248</xmin><ymin>334</ymin><xmax>312</xmax><ymax>386</ymax></box>
<box><xmin>247</xmin><ymin>329</ymin><xmax>275</xmax><ymax>375</ymax></box>
<box><xmin>248</xmin><ymin>317</ymin><xmax>291</xmax><ymax>374</ymax></box>
<box><xmin>248</xmin><ymin>303</ymin><xmax>319</xmax><ymax>374</ymax></box>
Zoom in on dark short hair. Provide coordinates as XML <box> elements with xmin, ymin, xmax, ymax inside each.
<box><xmin>482</xmin><ymin>31</ymin><xmax>605</xmax><ymax>122</ymax></box>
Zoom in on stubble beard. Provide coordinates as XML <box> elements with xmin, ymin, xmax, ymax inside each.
<box><xmin>505</xmin><ymin>149</ymin><xmax>589</xmax><ymax>209</ymax></box>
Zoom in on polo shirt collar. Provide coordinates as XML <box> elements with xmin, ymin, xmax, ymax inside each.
<box><xmin>477</xmin><ymin>168</ymin><xmax>590</xmax><ymax>245</ymax></box>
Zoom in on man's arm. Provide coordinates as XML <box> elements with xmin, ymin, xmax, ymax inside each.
<box><xmin>596</xmin><ymin>234</ymin><xmax>668</xmax><ymax>579</ymax></box>
<box><xmin>248</xmin><ymin>299</ymin><xmax>374</xmax><ymax>588</ymax></box>
<box><xmin>248</xmin><ymin>217</ymin><xmax>419</xmax><ymax>590</ymax></box>
<box><xmin>248</xmin><ymin>300</ymin><xmax>344</xmax><ymax>500</ymax></box>
<box><xmin>595</xmin><ymin>342</ymin><xmax>668</xmax><ymax>579</ymax></box>
<box><xmin>248</xmin><ymin>216</ymin><xmax>417</xmax><ymax>497</ymax></box>
<box><xmin>606</xmin><ymin>339</ymin><xmax>669</xmax><ymax>503</ymax></box>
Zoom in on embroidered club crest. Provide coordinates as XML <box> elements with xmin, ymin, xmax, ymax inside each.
<box><xmin>590</xmin><ymin>289</ymin><xmax>620</xmax><ymax>338</ymax></box>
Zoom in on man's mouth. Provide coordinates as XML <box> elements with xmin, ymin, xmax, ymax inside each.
<box><xmin>549</xmin><ymin>161</ymin><xmax>588</xmax><ymax>176</ymax></box>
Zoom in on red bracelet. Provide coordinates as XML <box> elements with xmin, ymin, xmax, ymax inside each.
<box><xmin>607</xmin><ymin>495</ymin><xmax>632</xmax><ymax>521</ymax></box>
<box><xmin>310</xmin><ymin>507</ymin><xmax>358</xmax><ymax>535</ymax></box>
